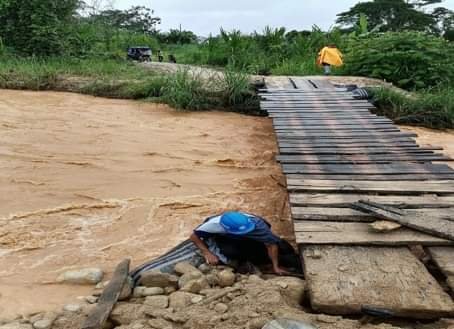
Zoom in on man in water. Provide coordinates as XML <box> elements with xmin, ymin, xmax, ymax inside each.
<box><xmin>190</xmin><ymin>211</ymin><xmax>300</xmax><ymax>275</ymax></box>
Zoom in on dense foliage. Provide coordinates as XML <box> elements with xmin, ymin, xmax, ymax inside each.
<box><xmin>0</xmin><ymin>0</ymin><xmax>79</xmax><ymax>56</ymax></box>
<box><xmin>344</xmin><ymin>32</ymin><xmax>454</xmax><ymax>89</ymax></box>
<box><xmin>337</xmin><ymin>0</ymin><xmax>454</xmax><ymax>35</ymax></box>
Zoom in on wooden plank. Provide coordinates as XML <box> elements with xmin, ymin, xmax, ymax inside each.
<box><xmin>285</xmin><ymin>174</ymin><xmax>454</xmax><ymax>181</ymax></box>
<box><xmin>279</xmin><ymin>149</ymin><xmax>436</xmax><ymax>156</ymax></box>
<box><xmin>352</xmin><ymin>201</ymin><xmax>454</xmax><ymax>241</ymax></box>
<box><xmin>279</xmin><ymin>156</ymin><xmax>451</xmax><ymax>165</ymax></box>
<box><xmin>286</xmin><ymin>180</ymin><xmax>454</xmax><ymax>195</ymax></box>
<box><xmin>428</xmin><ymin>247</ymin><xmax>454</xmax><ymax>291</ymax></box>
<box><xmin>275</xmin><ymin>127</ymin><xmax>399</xmax><ymax>132</ymax></box>
<box><xmin>294</xmin><ymin>221</ymin><xmax>453</xmax><ymax>245</ymax></box>
<box><xmin>82</xmin><ymin>259</ymin><xmax>130</xmax><ymax>329</ymax></box>
<box><xmin>272</xmin><ymin>118</ymin><xmax>392</xmax><ymax>124</ymax></box>
<box><xmin>290</xmin><ymin>77</ymin><xmax>316</xmax><ymax>90</ymax></box>
<box><xmin>291</xmin><ymin>207</ymin><xmax>454</xmax><ymax>222</ymax></box>
<box><xmin>290</xmin><ymin>193</ymin><xmax>454</xmax><ymax>208</ymax></box>
<box><xmin>309</xmin><ymin>79</ymin><xmax>336</xmax><ymax>89</ymax></box>
<box><xmin>264</xmin><ymin>77</ymin><xmax>295</xmax><ymax>90</ymax></box>
<box><xmin>276</xmin><ymin>132</ymin><xmax>417</xmax><ymax>138</ymax></box>
<box><xmin>278</xmin><ymin>145</ymin><xmax>430</xmax><ymax>151</ymax></box>
<box><xmin>302</xmin><ymin>246</ymin><xmax>454</xmax><ymax>318</ymax></box>
<box><xmin>277</xmin><ymin>139</ymin><xmax>416</xmax><ymax>146</ymax></box>
<box><xmin>282</xmin><ymin>163</ymin><xmax>454</xmax><ymax>175</ymax></box>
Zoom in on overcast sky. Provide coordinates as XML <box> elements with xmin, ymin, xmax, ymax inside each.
<box><xmin>115</xmin><ymin>0</ymin><xmax>454</xmax><ymax>36</ymax></box>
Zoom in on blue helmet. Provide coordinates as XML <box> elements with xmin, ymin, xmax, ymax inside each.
<box><xmin>220</xmin><ymin>212</ymin><xmax>256</xmax><ymax>235</ymax></box>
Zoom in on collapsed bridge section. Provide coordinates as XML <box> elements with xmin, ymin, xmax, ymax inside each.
<box><xmin>260</xmin><ymin>77</ymin><xmax>454</xmax><ymax>319</ymax></box>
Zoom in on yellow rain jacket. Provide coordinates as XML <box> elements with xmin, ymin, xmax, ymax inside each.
<box><xmin>317</xmin><ymin>47</ymin><xmax>344</xmax><ymax>67</ymax></box>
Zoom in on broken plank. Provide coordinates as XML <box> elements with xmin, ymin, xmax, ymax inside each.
<box><xmin>282</xmin><ymin>163</ymin><xmax>454</xmax><ymax>175</ymax></box>
<box><xmin>352</xmin><ymin>201</ymin><xmax>454</xmax><ymax>241</ymax></box>
<box><xmin>428</xmin><ymin>247</ymin><xmax>454</xmax><ymax>292</ymax></box>
<box><xmin>302</xmin><ymin>246</ymin><xmax>454</xmax><ymax>318</ymax></box>
<box><xmin>290</xmin><ymin>193</ymin><xmax>454</xmax><ymax>208</ymax></box>
<box><xmin>294</xmin><ymin>221</ymin><xmax>453</xmax><ymax>246</ymax></box>
<box><xmin>286</xmin><ymin>180</ymin><xmax>454</xmax><ymax>195</ymax></box>
<box><xmin>291</xmin><ymin>207</ymin><xmax>454</xmax><ymax>222</ymax></box>
<box><xmin>82</xmin><ymin>259</ymin><xmax>131</xmax><ymax>329</ymax></box>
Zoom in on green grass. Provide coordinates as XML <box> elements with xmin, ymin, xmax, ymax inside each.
<box><xmin>370</xmin><ymin>87</ymin><xmax>454</xmax><ymax>129</ymax></box>
<box><xmin>0</xmin><ymin>55</ymin><xmax>259</xmax><ymax>113</ymax></box>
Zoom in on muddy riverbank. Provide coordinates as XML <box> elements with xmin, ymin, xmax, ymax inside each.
<box><xmin>0</xmin><ymin>90</ymin><xmax>291</xmax><ymax>318</ymax></box>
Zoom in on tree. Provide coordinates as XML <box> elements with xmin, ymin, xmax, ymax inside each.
<box><xmin>157</xmin><ymin>29</ymin><xmax>198</xmax><ymax>44</ymax></box>
<box><xmin>336</xmin><ymin>0</ymin><xmax>441</xmax><ymax>33</ymax></box>
<box><xmin>0</xmin><ymin>0</ymin><xmax>79</xmax><ymax>56</ymax></box>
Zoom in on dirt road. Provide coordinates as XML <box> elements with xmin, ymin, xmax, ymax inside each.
<box><xmin>0</xmin><ymin>90</ymin><xmax>291</xmax><ymax>318</ymax></box>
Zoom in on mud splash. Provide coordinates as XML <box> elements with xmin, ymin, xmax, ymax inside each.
<box><xmin>0</xmin><ymin>90</ymin><xmax>291</xmax><ymax>318</ymax></box>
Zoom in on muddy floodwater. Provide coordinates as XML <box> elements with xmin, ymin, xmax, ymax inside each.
<box><xmin>0</xmin><ymin>90</ymin><xmax>292</xmax><ymax>318</ymax></box>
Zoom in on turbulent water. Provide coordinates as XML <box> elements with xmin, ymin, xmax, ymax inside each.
<box><xmin>0</xmin><ymin>90</ymin><xmax>292</xmax><ymax>318</ymax></box>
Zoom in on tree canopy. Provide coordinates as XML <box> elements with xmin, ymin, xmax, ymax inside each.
<box><xmin>336</xmin><ymin>0</ymin><xmax>453</xmax><ymax>35</ymax></box>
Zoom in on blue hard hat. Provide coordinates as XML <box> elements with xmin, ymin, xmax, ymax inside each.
<box><xmin>220</xmin><ymin>212</ymin><xmax>256</xmax><ymax>235</ymax></box>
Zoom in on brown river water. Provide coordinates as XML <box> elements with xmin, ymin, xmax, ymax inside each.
<box><xmin>0</xmin><ymin>90</ymin><xmax>453</xmax><ymax>319</ymax></box>
<box><xmin>0</xmin><ymin>90</ymin><xmax>292</xmax><ymax>318</ymax></box>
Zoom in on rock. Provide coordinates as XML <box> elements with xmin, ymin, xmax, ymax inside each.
<box><xmin>198</xmin><ymin>264</ymin><xmax>212</xmax><ymax>274</ymax></box>
<box><xmin>133</xmin><ymin>287</ymin><xmax>165</xmax><ymax>298</ymax></box>
<box><xmin>315</xmin><ymin>314</ymin><xmax>341</xmax><ymax>324</ymax></box>
<box><xmin>163</xmin><ymin>313</ymin><xmax>189</xmax><ymax>324</ymax></box>
<box><xmin>164</xmin><ymin>287</ymin><xmax>176</xmax><ymax>295</ymax></box>
<box><xmin>178</xmin><ymin>271</ymin><xmax>203</xmax><ymax>288</ymax></box>
<box><xmin>56</xmin><ymin>268</ymin><xmax>104</xmax><ymax>285</ymax></box>
<box><xmin>369</xmin><ymin>221</ymin><xmax>402</xmax><ymax>233</ymax></box>
<box><xmin>0</xmin><ymin>323</ymin><xmax>32</xmax><ymax>329</ymax></box>
<box><xmin>205</xmin><ymin>274</ymin><xmax>219</xmax><ymax>287</ymax></box>
<box><xmin>214</xmin><ymin>303</ymin><xmax>229</xmax><ymax>314</ymax></box>
<box><xmin>247</xmin><ymin>318</ymin><xmax>268</xmax><ymax>329</ymax></box>
<box><xmin>268</xmin><ymin>277</ymin><xmax>305</xmax><ymax>307</ymax></box>
<box><xmin>144</xmin><ymin>296</ymin><xmax>169</xmax><ymax>309</ymax></box>
<box><xmin>168</xmin><ymin>292</ymin><xmax>200</xmax><ymax>309</ymax></box>
<box><xmin>218</xmin><ymin>270</ymin><xmax>236</xmax><ymax>287</ymax></box>
<box><xmin>62</xmin><ymin>304</ymin><xmax>81</xmax><ymax>313</ymax></box>
<box><xmin>247</xmin><ymin>275</ymin><xmax>264</xmax><ymax>284</ymax></box>
<box><xmin>174</xmin><ymin>262</ymin><xmax>201</xmax><ymax>275</ymax></box>
<box><xmin>148</xmin><ymin>318</ymin><xmax>173</xmax><ymax>329</ymax></box>
<box><xmin>138</xmin><ymin>271</ymin><xmax>178</xmax><ymax>289</ymax></box>
<box><xmin>180</xmin><ymin>278</ymin><xmax>209</xmax><ymax>294</ymax></box>
<box><xmin>110</xmin><ymin>303</ymin><xmax>145</xmax><ymax>325</ymax></box>
<box><xmin>191</xmin><ymin>295</ymin><xmax>204</xmax><ymax>303</ymax></box>
<box><xmin>85</xmin><ymin>296</ymin><xmax>98</xmax><ymax>304</ymax></box>
<box><xmin>32</xmin><ymin>319</ymin><xmax>53</xmax><ymax>329</ymax></box>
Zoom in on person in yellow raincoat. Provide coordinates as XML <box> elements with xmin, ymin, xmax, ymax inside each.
<box><xmin>317</xmin><ymin>45</ymin><xmax>343</xmax><ymax>75</ymax></box>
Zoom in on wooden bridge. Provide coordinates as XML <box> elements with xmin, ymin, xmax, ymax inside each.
<box><xmin>260</xmin><ymin>77</ymin><xmax>454</xmax><ymax>319</ymax></box>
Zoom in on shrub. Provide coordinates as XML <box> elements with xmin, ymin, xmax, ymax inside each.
<box><xmin>344</xmin><ymin>32</ymin><xmax>454</xmax><ymax>90</ymax></box>
<box><xmin>370</xmin><ymin>87</ymin><xmax>454</xmax><ymax>128</ymax></box>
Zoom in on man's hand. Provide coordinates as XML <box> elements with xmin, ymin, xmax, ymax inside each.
<box><xmin>204</xmin><ymin>251</ymin><xmax>220</xmax><ymax>265</ymax></box>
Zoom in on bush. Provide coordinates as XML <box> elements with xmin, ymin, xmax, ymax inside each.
<box><xmin>370</xmin><ymin>87</ymin><xmax>454</xmax><ymax>129</ymax></box>
<box><xmin>344</xmin><ymin>32</ymin><xmax>454</xmax><ymax>90</ymax></box>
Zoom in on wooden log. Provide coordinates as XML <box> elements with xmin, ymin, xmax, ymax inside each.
<box><xmin>286</xmin><ymin>180</ymin><xmax>454</xmax><ymax>195</ymax></box>
<box><xmin>82</xmin><ymin>259</ymin><xmax>131</xmax><ymax>329</ymax></box>
<box><xmin>302</xmin><ymin>246</ymin><xmax>454</xmax><ymax>318</ymax></box>
<box><xmin>282</xmin><ymin>163</ymin><xmax>454</xmax><ymax>175</ymax></box>
<box><xmin>289</xmin><ymin>193</ymin><xmax>454</xmax><ymax>208</ymax></box>
<box><xmin>352</xmin><ymin>201</ymin><xmax>454</xmax><ymax>241</ymax></box>
<box><xmin>294</xmin><ymin>221</ymin><xmax>453</xmax><ymax>246</ymax></box>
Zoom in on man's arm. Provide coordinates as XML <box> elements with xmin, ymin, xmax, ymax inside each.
<box><xmin>190</xmin><ymin>232</ymin><xmax>219</xmax><ymax>265</ymax></box>
<box><xmin>266</xmin><ymin>244</ymin><xmax>289</xmax><ymax>276</ymax></box>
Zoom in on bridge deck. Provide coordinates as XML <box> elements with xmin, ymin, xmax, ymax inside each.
<box><xmin>260</xmin><ymin>77</ymin><xmax>454</xmax><ymax>318</ymax></box>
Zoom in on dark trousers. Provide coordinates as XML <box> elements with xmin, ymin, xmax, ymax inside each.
<box><xmin>213</xmin><ymin>236</ymin><xmax>301</xmax><ymax>270</ymax></box>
